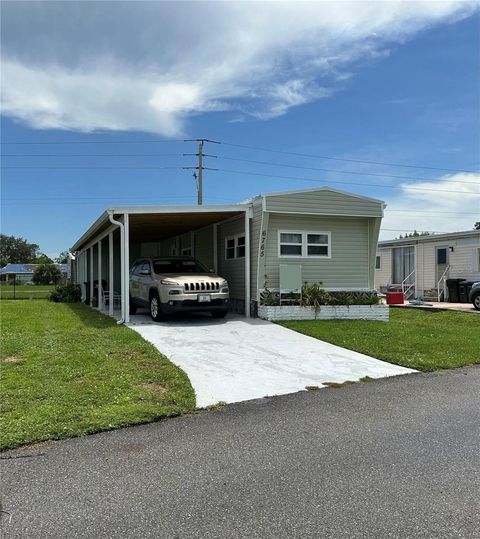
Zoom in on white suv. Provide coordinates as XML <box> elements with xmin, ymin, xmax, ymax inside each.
<box><xmin>129</xmin><ymin>257</ymin><xmax>230</xmax><ymax>321</ymax></box>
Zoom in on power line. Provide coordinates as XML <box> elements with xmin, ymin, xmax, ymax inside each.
<box><xmin>2</xmin><ymin>164</ymin><xmax>478</xmax><ymax>194</ymax></box>
<box><xmin>1</xmin><ymin>195</ymin><xmax>232</xmax><ymax>202</ymax></box>
<box><xmin>1</xmin><ymin>166</ymin><xmax>183</xmax><ymax>170</ymax></box>
<box><xmin>2</xmin><ymin>152</ymin><xmax>478</xmax><ymax>186</ymax></box>
<box><xmin>2</xmin><ymin>195</ymin><xmax>199</xmax><ymax>201</ymax></box>
<box><xmin>0</xmin><ymin>153</ymin><xmax>183</xmax><ymax>157</ymax></box>
<box><xmin>2</xmin><ymin>197</ymin><xmax>233</xmax><ymax>206</ymax></box>
<box><xmin>215</xmin><ymin>168</ymin><xmax>480</xmax><ymax>195</ymax></box>
<box><xmin>6</xmin><ymin>153</ymin><xmax>474</xmax><ymax>185</ymax></box>
<box><xmin>216</xmin><ymin>156</ymin><xmax>480</xmax><ymax>185</ymax></box>
<box><xmin>221</xmin><ymin>141</ymin><xmax>477</xmax><ymax>174</ymax></box>
<box><xmin>1</xmin><ymin>137</ymin><xmax>475</xmax><ymax>174</ymax></box>
<box><xmin>0</xmin><ymin>139</ymin><xmax>183</xmax><ymax>145</ymax></box>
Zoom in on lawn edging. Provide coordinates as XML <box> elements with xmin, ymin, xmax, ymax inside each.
<box><xmin>258</xmin><ymin>304</ymin><xmax>389</xmax><ymax>322</ymax></box>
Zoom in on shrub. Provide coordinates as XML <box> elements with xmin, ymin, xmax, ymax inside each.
<box><xmin>259</xmin><ymin>281</ymin><xmax>380</xmax><ymax>309</ymax></box>
<box><xmin>49</xmin><ymin>283</ymin><xmax>82</xmax><ymax>303</ymax></box>
<box><xmin>262</xmin><ymin>288</ymin><xmax>280</xmax><ymax>306</ymax></box>
<box><xmin>33</xmin><ymin>264</ymin><xmax>62</xmax><ymax>285</ymax></box>
<box><xmin>300</xmin><ymin>283</ymin><xmax>333</xmax><ymax>315</ymax></box>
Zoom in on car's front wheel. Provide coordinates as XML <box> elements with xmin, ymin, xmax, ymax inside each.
<box><xmin>150</xmin><ymin>292</ymin><xmax>163</xmax><ymax>321</ymax></box>
<box><xmin>472</xmin><ymin>293</ymin><xmax>480</xmax><ymax>311</ymax></box>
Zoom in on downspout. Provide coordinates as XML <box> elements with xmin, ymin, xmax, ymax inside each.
<box><xmin>108</xmin><ymin>211</ymin><xmax>125</xmax><ymax>324</ymax></box>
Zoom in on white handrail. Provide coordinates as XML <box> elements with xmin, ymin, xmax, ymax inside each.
<box><xmin>401</xmin><ymin>270</ymin><xmax>415</xmax><ymax>298</ymax></box>
<box><xmin>437</xmin><ymin>265</ymin><xmax>450</xmax><ymax>302</ymax></box>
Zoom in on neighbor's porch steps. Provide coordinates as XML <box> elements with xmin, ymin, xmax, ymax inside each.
<box><xmin>423</xmin><ymin>288</ymin><xmax>441</xmax><ymax>301</ymax></box>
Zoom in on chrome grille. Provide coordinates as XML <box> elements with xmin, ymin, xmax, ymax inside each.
<box><xmin>184</xmin><ymin>281</ymin><xmax>220</xmax><ymax>293</ymax></box>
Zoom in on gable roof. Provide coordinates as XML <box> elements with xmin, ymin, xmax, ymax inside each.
<box><xmin>246</xmin><ymin>187</ymin><xmax>385</xmax><ymax>206</ymax></box>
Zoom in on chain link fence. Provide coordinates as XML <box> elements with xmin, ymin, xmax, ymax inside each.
<box><xmin>0</xmin><ymin>276</ymin><xmax>54</xmax><ymax>300</ymax></box>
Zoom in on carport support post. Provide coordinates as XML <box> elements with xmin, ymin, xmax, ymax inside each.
<box><xmin>97</xmin><ymin>240</ymin><xmax>102</xmax><ymax>310</ymax></box>
<box><xmin>244</xmin><ymin>209</ymin><xmax>251</xmax><ymax>318</ymax></box>
<box><xmin>124</xmin><ymin>213</ymin><xmax>130</xmax><ymax>324</ymax></box>
<box><xmin>108</xmin><ymin>232</ymin><xmax>114</xmax><ymax>316</ymax></box>
<box><xmin>89</xmin><ymin>246</ymin><xmax>94</xmax><ymax>307</ymax></box>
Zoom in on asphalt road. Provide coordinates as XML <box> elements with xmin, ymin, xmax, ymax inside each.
<box><xmin>1</xmin><ymin>367</ymin><xmax>479</xmax><ymax>539</ymax></box>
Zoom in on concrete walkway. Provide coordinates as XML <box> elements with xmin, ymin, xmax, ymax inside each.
<box><xmin>129</xmin><ymin>312</ymin><xmax>414</xmax><ymax>407</ymax></box>
<box><xmin>393</xmin><ymin>302</ymin><xmax>479</xmax><ymax>314</ymax></box>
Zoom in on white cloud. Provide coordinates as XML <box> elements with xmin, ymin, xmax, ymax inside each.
<box><xmin>1</xmin><ymin>1</ymin><xmax>477</xmax><ymax>135</ymax></box>
<box><xmin>380</xmin><ymin>173</ymin><xmax>480</xmax><ymax>239</ymax></box>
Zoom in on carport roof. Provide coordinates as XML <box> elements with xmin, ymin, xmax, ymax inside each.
<box><xmin>71</xmin><ymin>204</ymin><xmax>249</xmax><ymax>252</ymax></box>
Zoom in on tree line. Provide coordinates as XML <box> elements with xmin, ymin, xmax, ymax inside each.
<box><xmin>0</xmin><ymin>234</ymin><xmax>69</xmax><ymax>267</ymax></box>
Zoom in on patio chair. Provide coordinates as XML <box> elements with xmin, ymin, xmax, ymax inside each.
<box><xmin>100</xmin><ymin>286</ymin><xmax>122</xmax><ymax>310</ymax></box>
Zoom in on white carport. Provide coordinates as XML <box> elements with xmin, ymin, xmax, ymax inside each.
<box><xmin>70</xmin><ymin>205</ymin><xmax>252</xmax><ymax>323</ymax></box>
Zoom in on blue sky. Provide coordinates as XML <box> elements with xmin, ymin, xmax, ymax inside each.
<box><xmin>1</xmin><ymin>1</ymin><xmax>479</xmax><ymax>258</ymax></box>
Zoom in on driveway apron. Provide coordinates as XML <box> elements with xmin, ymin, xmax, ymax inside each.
<box><xmin>129</xmin><ymin>313</ymin><xmax>414</xmax><ymax>407</ymax></box>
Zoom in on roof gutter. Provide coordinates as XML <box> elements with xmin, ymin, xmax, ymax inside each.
<box><xmin>108</xmin><ymin>211</ymin><xmax>125</xmax><ymax>325</ymax></box>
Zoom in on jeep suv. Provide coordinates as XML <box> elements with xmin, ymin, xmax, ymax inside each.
<box><xmin>129</xmin><ymin>257</ymin><xmax>230</xmax><ymax>321</ymax></box>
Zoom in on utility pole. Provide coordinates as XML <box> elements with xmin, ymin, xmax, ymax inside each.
<box><xmin>197</xmin><ymin>140</ymin><xmax>204</xmax><ymax>205</ymax></box>
<box><xmin>183</xmin><ymin>138</ymin><xmax>220</xmax><ymax>205</ymax></box>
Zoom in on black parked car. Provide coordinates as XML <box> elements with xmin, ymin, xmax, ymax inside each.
<box><xmin>469</xmin><ymin>282</ymin><xmax>480</xmax><ymax>311</ymax></box>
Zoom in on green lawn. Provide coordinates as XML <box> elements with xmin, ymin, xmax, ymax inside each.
<box><xmin>0</xmin><ymin>300</ymin><xmax>195</xmax><ymax>451</ymax></box>
<box><xmin>280</xmin><ymin>309</ymin><xmax>480</xmax><ymax>372</ymax></box>
<box><xmin>0</xmin><ymin>283</ymin><xmax>55</xmax><ymax>300</ymax></box>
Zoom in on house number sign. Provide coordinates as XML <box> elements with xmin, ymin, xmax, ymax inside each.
<box><xmin>259</xmin><ymin>230</ymin><xmax>267</xmax><ymax>257</ymax></box>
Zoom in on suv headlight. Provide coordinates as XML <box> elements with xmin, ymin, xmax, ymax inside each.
<box><xmin>160</xmin><ymin>279</ymin><xmax>180</xmax><ymax>285</ymax></box>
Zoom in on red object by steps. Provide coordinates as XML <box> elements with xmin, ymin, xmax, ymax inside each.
<box><xmin>386</xmin><ymin>291</ymin><xmax>404</xmax><ymax>305</ymax></box>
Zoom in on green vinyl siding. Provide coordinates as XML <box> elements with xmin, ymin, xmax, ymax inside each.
<box><xmin>265</xmin><ymin>189</ymin><xmax>383</xmax><ymax>217</ymax></box>
<box><xmin>217</xmin><ymin>215</ymin><xmax>246</xmax><ymax>300</ymax></box>
<box><xmin>264</xmin><ymin>214</ymin><xmax>370</xmax><ymax>289</ymax></box>
<box><xmin>194</xmin><ymin>225</ymin><xmax>214</xmax><ymax>270</ymax></box>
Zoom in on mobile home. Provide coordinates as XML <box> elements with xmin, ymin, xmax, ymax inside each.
<box><xmin>70</xmin><ymin>187</ymin><xmax>385</xmax><ymax>322</ymax></box>
<box><xmin>375</xmin><ymin>230</ymin><xmax>480</xmax><ymax>300</ymax></box>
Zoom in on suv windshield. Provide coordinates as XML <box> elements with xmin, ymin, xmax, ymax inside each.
<box><xmin>152</xmin><ymin>258</ymin><xmax>210</xmax><ymax>274</ymax></box>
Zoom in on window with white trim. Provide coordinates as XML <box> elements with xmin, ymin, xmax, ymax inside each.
<box><xmin>278</xmin><ymin>231</ymin><xmax>331</xmax><ymax>258</ymax></box>
<box><xmin>225</xmin><ymin>237</ymin><xmax>235</xmax><ymax>259</ymax></box>
<box><xmin>375</xmin><ymin>255</ymin><xmax>381</xmax><ymax>269</ymax></box>
<box><xmin>181</xmin><ymin>247</ymin><xmax>192</xmax><ymax>256</ymax></box>
<box><xmin>236</xmin><ymin>236</ymin><xmax>246</xmax><ymax>258</ymax></box>
<box><xmin>225</xmin><ymin>235</ymin><xmax>245</xmax><ymax>260</ymax></box>
<box><xmin>279</xmin><ymin>232</ymin><xmax>302</xmax><ymax>256</ymax></box>
<box><xmin>306</xmin><ymin>233</ymin><xmax>329</xmax><ymax>257</ymax></box>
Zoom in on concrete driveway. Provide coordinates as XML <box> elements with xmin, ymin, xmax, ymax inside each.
<box><xmin>129</xmin><ymin>312</ymin><xmax>414</xmax><ymax>407</ymax></box>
